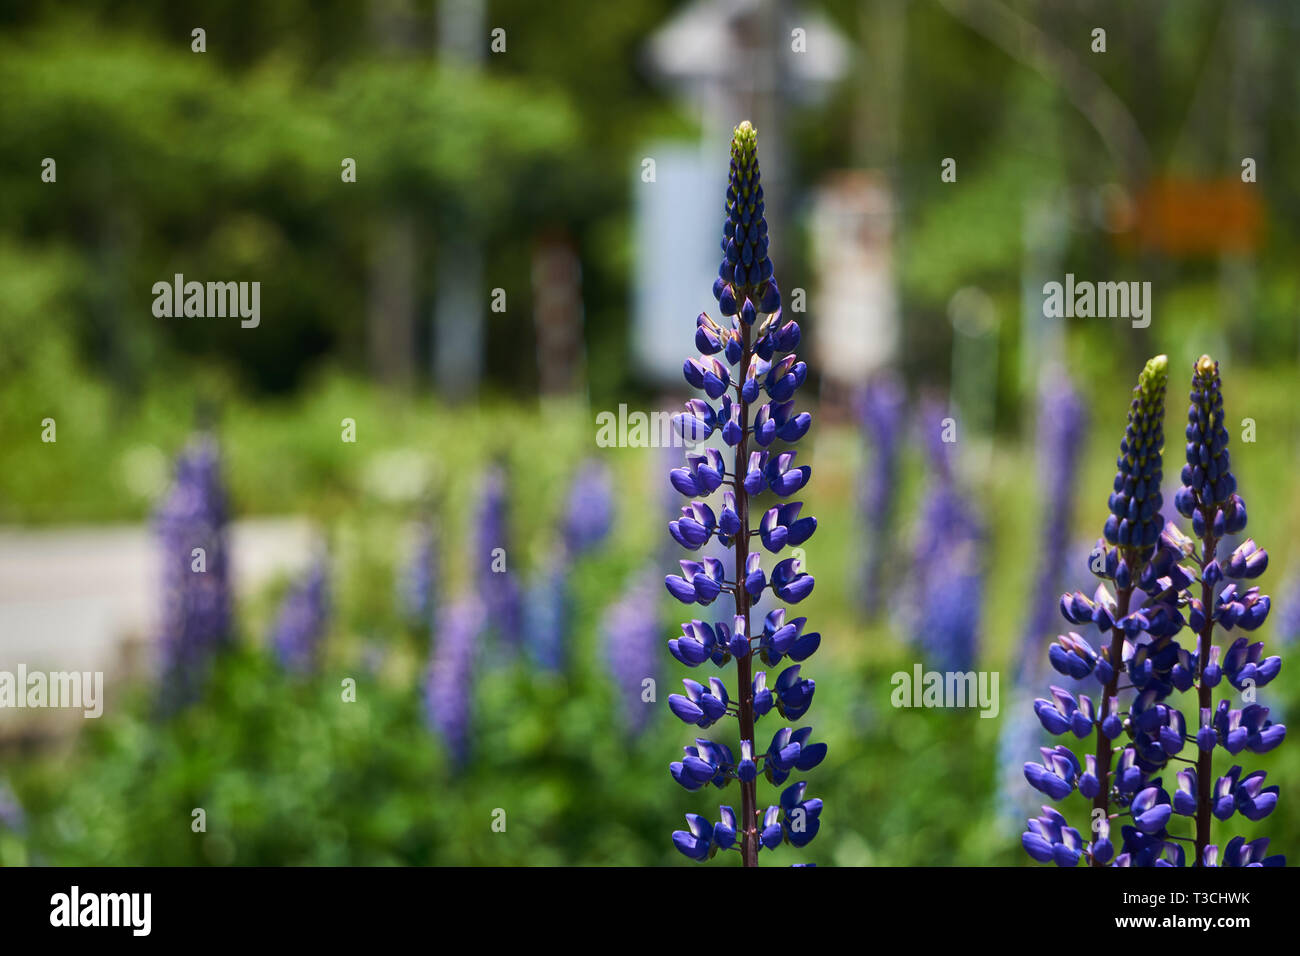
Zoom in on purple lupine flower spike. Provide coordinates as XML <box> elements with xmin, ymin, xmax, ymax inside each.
<box><xmin>155</xmin><ymin>434</ymin><xmax>232</xmax><ymax>708</ymax></box>
<box><xmin>1176</xmin><ymin>356</ymin><xmax>1282</xmax><ymax>866</ymax></box>
<box><xmin>475</xmin><ymin>465</ymin><xmax>523</xmax><ymax>650</ymax></box>
<box><xmin>271</xmin><ymin>553</ymin><xmax>330</xmax><ymax>675</ymax></box>
<box><xmin>666</xmin><ymin>122</ymin><xmax>823</xmax><ymax>865</ymax></box>
<box><xmin>605</xmin><ymin>567</ymin><xmax>663</xmax><ymax>736</ymax></box>
<box><xmin>855</xmin><ymin>375</ymin><xmax>905</xmax><ymax>618</ymax></box>
<box><xmin>425</xmin><ymin>598</ymin><xmax>484</xmax><ymax>768</ymax></box>
<box><xmin>1021</xmin><ymin>354</ymin><xmax>1286</xmax><ymax>867</ymax></box>
<box><xmin>909</xmin><ymin>400</ymin><xmax>983</xmax><ymax>674</ymax></box>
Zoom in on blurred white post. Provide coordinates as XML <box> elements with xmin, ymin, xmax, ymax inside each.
<box><xmin>809</xmin><ymin>172</ymin><xmax>899</xmax><ymax>391</ymax></box>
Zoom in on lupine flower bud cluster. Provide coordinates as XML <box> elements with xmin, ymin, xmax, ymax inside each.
<box><xmin>155</xmin><ymin>435</ymin><xmax>232</xmax><ymax>707</ymax></box>
<box><xmin>1022</xmin><ymin>355</ymin><xmax>1285</xmax><ymax>867</ymax></box>
<box><xmin>666</xmin><ymin>122</ymin><xmax>823</xmax><ymax>865</ymax></box>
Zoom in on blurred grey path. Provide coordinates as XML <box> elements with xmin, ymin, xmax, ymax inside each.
<box><xmin>0</xmin><ymin>518</ymin><xmax>315</xmax><ymax>680</ymax></box>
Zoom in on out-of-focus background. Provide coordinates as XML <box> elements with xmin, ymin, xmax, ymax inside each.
<box><xmin>1</xmin><ymin>0</ymin><xmax>1298</xmax><ymax>866</ymax></box>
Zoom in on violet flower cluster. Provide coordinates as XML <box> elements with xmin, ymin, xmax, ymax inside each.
<box><xmin>270</xmin><ymin>554</ymin><xmax>330</xmax><ymax>675</ymax></box>
<box><xmin>155</xmin><ymin>434</ymin><xmax>232</xmax><ymax>708</ymax></box>
<box><xmin>665</xmin><ymin>122</ymin><xmax>824</xmax><ymax>865</ymax></box>
<box><xmin>1022</xmin><ymin>355</ymin><xmax>1285</xmax><ymax>867</ymax></box>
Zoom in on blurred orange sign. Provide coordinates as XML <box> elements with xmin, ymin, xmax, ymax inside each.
<box><xmin>1117</xmin><ymin>179</ymin><xmax>1262</xmax><ymax>255</ymax></box>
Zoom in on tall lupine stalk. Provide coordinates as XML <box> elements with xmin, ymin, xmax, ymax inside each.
<box><xmin>664</xmin><ymin>122</ymin><xmax>823</xmax><ymax>866</ymax></box>
<box><xmin>155</xmin><ymin>435</ymin><xmax>231</xmax><ymax>708</ymax></box>
<box><xmin>855</xmin><ymin>375</ymin><xmax>905</xmax><ymax>618</ymax></box>
<box><xmin>1023</xmin><ymin>355</ymin><xmax>1285</xmax><ymax>867</ymax></box>
<box><xmin>909</xmin><ymin>402</ymin><xmax>983</xmax><ymax>674</ymax></box>
<box><xmin>270</xmin><ymin>554</ymin><xmax>330</xmax><ymax>675</ymax></box>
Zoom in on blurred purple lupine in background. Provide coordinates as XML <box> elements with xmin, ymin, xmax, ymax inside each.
<box><xmin>1017</xmin><ymin>379</ymin><xmax>1088</xmax><ymax>684</ymax></box>
<box><xmin>562</xmin><ymin>458</ymin><xmax>614</xmax><ymax>557</ymax></box>
<box><xmin>425</xmin><ymin>598</ymin><xmax>484</xmax><ymax>769</ymax></box>
<box><xmin>605</xmin><ymin>567</ymin><xmax>663</xmax><ymax>737</ymax></box>
<box><xmin>855</xmin><ymin>374</ymin><xmax>905</xmax><ymax>619</ymax></box>
<box><xmin>523</xmin><ymin>558</ymin><xmax>570</xmax><ymax>673</ymax></box>
<box><xmin>998</xmin><ymin>378</ymin><xmax>1087</xmax><ymax>824</ymax></box>
<box><xmin>270</xmin><ymin>553</ymin><xmax>330</xmax><ymax>675</ymax></box>
<box><xmin>1278</xmin><ymin>573</ymin><xmax>1300</xmax><ymax>648</ymax></box>
<box><xmin>400</xmin><ymin>520</ymin><xmax>439</xmax><ymax>635</ymax></box>
<box><xmin>0</xmin><ymin>779</ymin><xmax>24</xmax><ymax>835</ymax></box>
<box><xmin>908</xmin><ymin>402</ymin><xmax>983</xmax><ymax>674</ymax></box>
<box><xmin>475</xmin><ymin>465</ymin><xmax>523</xmax><ymax>651</ymax></box>
<box><xmin>154</xmin><ymin>434</ymin><xmax>232</xmax><ymax>707</ymax></box>
<box><xmin>523</xmin><ymin>460</ymin><xmax>613</xmax><ymax>672</ymax></box>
